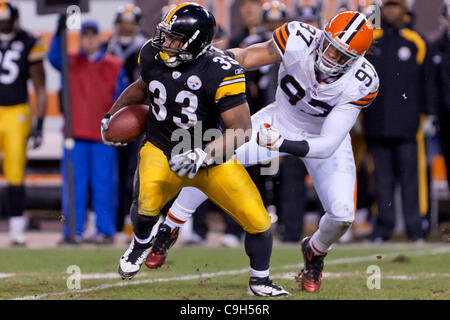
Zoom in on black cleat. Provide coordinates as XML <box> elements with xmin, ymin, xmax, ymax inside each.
<box><xmin>118</xmin><ymin>237</ymin><xmax>153</xmax><ymax>279</ymax></box>
<box><xmin>248</xmin><ymin>276</ymin><xmax>291</xmax><ymax>297</ymax></box>
<box><xmin>299</xmin><ymin>237</ymin><xmax>326</xmax><ymax>292</ymax></box>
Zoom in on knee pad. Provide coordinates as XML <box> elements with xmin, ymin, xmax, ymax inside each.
<box><xmin>329</xmin><ymin>200</ymin><xmax>355</xmax><ymax>224</ymax></box>
<box><xmin>241</xmin><ymin>200</ymin><xmax>271</xmax><ymax>234</ymax></box>
<box><xmin>319</xmin><ymin>214</ymin><xmax>353</xmax><ymax>232</ymax></box>
<box><xmin>138</xmin><ymin>182</ymin><xmax>164</xmax><ymax>217</ymax></box>
<box><xmin>245</xmin><ymin>211</ymin><xmax>271</xmax><ymax>234</ymax></box>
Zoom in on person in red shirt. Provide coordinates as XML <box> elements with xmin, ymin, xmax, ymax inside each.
<box><xmin>48</xmin><ymin>19</ymin><xmax>124</xmax><ymax>244</ymax></box>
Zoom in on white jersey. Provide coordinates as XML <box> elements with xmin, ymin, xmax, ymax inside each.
<box><xmin>272</xmin><ymin>21</ymin><xmax>379</xmax><ymax>137</ymax></box>
<box><xmin>168</xmin><ymin>23</ymin><xmax>380</xmax><ymax>230</ymax></box>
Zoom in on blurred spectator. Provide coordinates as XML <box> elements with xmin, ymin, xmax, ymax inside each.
<box><xmin>104</xmin><ymin>4</ymin><xmax>147</xmax><ymax>236</ymax></box>
<box><xmin>295</xmin><ymin>2</ymin><xmax>322</xmax><ymax>28</ymax></box>
<box><xmin>0</xmin><ymin>1</ymin><xmax>47</xmax><ymax>246</ymax></box>
<box><xmin>213</xmin><ymin>25</ymin><xmax>229</xmax><ymax>50</ymax></box>
<box><xmin>159</xmin><ymin>4</ymin><xmax>177</xmax><ymax>23</ymax></box>
<box><xmin>428</xmin><ymin>2</ymin><xmax>450</xmax><ymax>228</ymax></box>
<box><xmin>258</xmin><ymin>0</ymin><xmax>288</xmax><ymax>106</ymax></box>
<box><xmin>230</xmin><ymin>0</ymin><xmax>264</xmax><ymax>48</ymax></box>
<box><xmin>429</xmin><ymin>2</ymin><xmax>450</xmax><ymax>186</ymax></box>
<box><xmin>363</xmin><ymin>0</ymin><xmax>435</xmax><ymax>242</ymax></box>
<box><xmin>48</xmin><ymin>19</ymin><xmax>123</xmax><ymax>245</ymax></box>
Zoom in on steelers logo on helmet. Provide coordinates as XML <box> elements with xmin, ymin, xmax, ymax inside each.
<box><xmin>315</xmin><ymin>11</ymin><xmax>373</xmax><ymax>77</ymax></box>
<box><xmin>151</xmin><ymin>3</ymin><xmax>216</xmax><ymax>68</ymax></box>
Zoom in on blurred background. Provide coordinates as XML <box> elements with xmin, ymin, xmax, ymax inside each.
<box><xmin>0</xmin><ymin>0</ymin><xmax>449</xmax><ymax>248</ymax></box>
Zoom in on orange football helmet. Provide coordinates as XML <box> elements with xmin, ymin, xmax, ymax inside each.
<box><xmin>316</xmin><ymin>10</ymin><xmax>373</xmax><ymax>76</ymax></box>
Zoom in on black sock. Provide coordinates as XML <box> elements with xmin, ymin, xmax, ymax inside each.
<box><xmin>130</xmin><ymin>201</ymin><xmax>159</xmax><ymax>242</ymax></box>
<box><xmin>244</xmin><ymin>227</ymin><xmax>273</xmax><ymax>272</ymax></box>
<box><xmin>3</xmin><ymin>185</ymin><xmax>26</xmax><ymax>217</ymax></box>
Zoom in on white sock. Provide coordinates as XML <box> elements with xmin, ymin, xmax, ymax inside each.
<box><xmin>249</xmin><ymin>267</ymin><xmax>270</xmax><ymax>279</ymax></box>
<box><xmin>310</xmin><ymin>232</ymin><xmax>329</xmax><ymax>255</ymax></box>
<box><xmin>9</xmin><ymin>216</ymin><xmax>26</xmax><ymax>243</ymax></box>
<box><xmin>164</xmin><ymin>211</ymin><xmax>186</xmax><ymax>231</ymax></box>
<box><xmin>170</xmin><ymin>189</ymin><xmax>202</xmax><ymax>222</ymax></box>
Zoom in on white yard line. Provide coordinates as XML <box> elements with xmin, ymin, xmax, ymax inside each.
<box><xmin>10</xmin><ymin>246</ymin><xmax>450</xmax><ymax>300</ymax></box>
<box><xmin>272</xmin><ymin>272</ymin><xmax>450</xmax><ymax>280</ymax></box>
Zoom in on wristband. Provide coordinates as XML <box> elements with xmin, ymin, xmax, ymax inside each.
<box><xmin>279</xmin><ymin>139</ymin><xmax>310</xmax><ymax>157</ymax></box>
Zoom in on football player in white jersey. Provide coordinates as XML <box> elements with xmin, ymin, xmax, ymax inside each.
<box><xmin>147</xmin><ymin>10</ymin><xmax>379</xmax><ymax>293</ymax></box>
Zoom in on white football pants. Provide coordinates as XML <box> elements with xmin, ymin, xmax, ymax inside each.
<box><xmin>170</xmin><ymin>104</ymin><xmax>357</xmax><ymax>248</ymax></box>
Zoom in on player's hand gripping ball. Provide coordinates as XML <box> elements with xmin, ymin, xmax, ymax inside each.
<box><xmin>101</xmin><ymin>105</ymin><xmax>149</xmax><ymax>147</ymax></box>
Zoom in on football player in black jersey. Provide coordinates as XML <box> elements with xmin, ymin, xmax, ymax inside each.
<box><xmin>102</xmin><ymin>3</ymin><xmax>290</xmax><ymax>297</ymax></box>
<box><xmin>0</xmin><ymin>1</ymin><xmax>47</xmax><ymax>246</ymax></box>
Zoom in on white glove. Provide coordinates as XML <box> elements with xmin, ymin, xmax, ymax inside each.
<box><xmin>101</xmin><ymin>114</ymin><xmax>127</xmax><ymax>147</ymax></box>
<box><xmin>256</xmin><ymin>123</ymin><xmax>284</xmax><ymax>151</ymax></box>
<box><xmin>422</xmin><ymin>115</ymin><xmax>438</xmax><ymax>137</ymax></box>
<box><xmin>169</xmin><ymin>148</ymin><xmax>208</xmax><ymax>179</ymax></box>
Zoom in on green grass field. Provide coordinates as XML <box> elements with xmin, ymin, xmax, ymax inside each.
<box><xmin>1</xmin><ymin>243</ymin><xmax>449</xmax><ymax>300</ymax></box>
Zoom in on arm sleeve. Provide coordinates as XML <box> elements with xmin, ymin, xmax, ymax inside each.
<box><xmin>47</xmin><ymin>34</ymin><xmax>62</xmax><ymax>71</ymax></box>
<box><xmin>304</xmin><ymin>104</ymin><xmax>361</xmax><ymax>159</ymax></box>
<box><xmin>28</xmin><ymin>36</ymin><xmax>47</xmax><ymax>65</ymax></box>
<box><xmin>215</xmin><ymin>72</ymin><xmax>247</xmax><ymax>113</ymax></box>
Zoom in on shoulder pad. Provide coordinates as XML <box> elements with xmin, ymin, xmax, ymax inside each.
<box><xmin>137</xmin><ymin>38</ymin><xmax>154</xmax><ymax>67</ymax></box>
<box><xmin>273</xmin><ymin>21</ymin><xmax>321</xmax><ymax>55</ymax></box>
<box><xmin>347</xmin><ymin>59</ymin><xmax>380</xmax><ymax>108</ymax></box>
<box><xmin>205</xmin><ymin>51</ymin><xmax>246</xmax><ymax>102</ymax></box>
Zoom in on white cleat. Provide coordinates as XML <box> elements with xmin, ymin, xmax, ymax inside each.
<box><xmin>118</xmin><ymin>237</ymin><xmax>152</xmax><ymax>280</ymax></box>
<box><xmin>248</xmin><ymin>277</ymin><xmax>291</xmax><ymax>297</ymax></box>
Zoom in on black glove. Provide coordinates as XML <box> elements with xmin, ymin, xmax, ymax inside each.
<box><xmin>57</xmin><ymin>14</ymin><xmax>67</xmax><ymax>36</ymax></box>
<box><xmin>30</xmin><ymin>118</ymin><xmax>44</xmax><ymax>149</ymax></box>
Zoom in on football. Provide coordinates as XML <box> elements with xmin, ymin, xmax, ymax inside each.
<box><xmin>104</xmin><ymin>105</ymin><xmax>149</xmax><ymax>143</ymax></box>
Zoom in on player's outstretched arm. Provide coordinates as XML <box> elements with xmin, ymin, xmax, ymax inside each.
<box><xmin>258</xmin><ymin>104</ymin><xmax>361</xmax><ymax>159</ymax></box>
<box><xmin>204</xmin><ymin>102</ymin><xmax>252</xmax><ymax>164</ymax></box>
<box><xmin>228</xmin><ymin>39</ymin><xmax>282</xmax><ymax>71</ymax></box>
<box><xmin>28</xmin><ymin>62</ymin><xmax>47</xmax><ymax>149</ymax></box>
<box><xmin>107</xmin><ymin>76</ymin><xmax>148</xmax><ymax>115</ymax></box>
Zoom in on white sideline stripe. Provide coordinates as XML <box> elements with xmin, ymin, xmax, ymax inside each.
<box><xmin>11</xmin><ymin>246</ymin><xmax>450</xmax><ymax>300</ymax></box>
<box><xmin>272</xmin><ymin>272</ymin><xmax>450</xmax><ymax>280</ymax></box>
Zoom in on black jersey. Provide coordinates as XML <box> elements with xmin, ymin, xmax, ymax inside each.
<box><xmin>139</xmin><ymin>41</ymin><xmax>247</xmax><ymax>156</ymax></box>
<box><xmin>0</xmin><ymin>30</ymin><xmax>46</xmax><ymax>106</ymax></box>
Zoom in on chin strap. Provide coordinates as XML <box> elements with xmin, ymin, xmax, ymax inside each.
<box><xmin>0</xmin><ymin>32</ymin><xmax>15</xmax><ymax>41</ymax></box>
